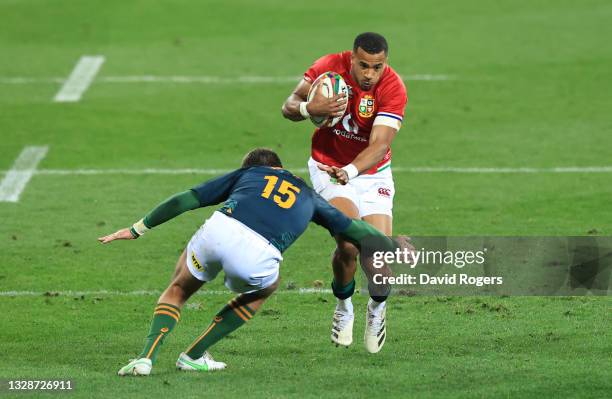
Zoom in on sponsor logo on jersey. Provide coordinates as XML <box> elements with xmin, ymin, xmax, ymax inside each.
<box><xmin>341</xmin><ymin>114</ymin><xmax>359</xmax><ymax>135</ymax></box>
<box><xmin>359</xmin><ymin>95</ymin><xmax>375</xmax><ymax>118</ymax></box>
<box><xmin>191</xmin><ymin>251</ymin><xmax>204</xmax><ymax>271</ymax></box>
<box><xmin>377</xmin><ymin>187</ymin><xmax>392</xmax><ymax>197</ymax></box>
<box><xmin>333</xmin><ymin>128</ymin><xmax>367</xmax><ymax>142</ymax></box>
<box><xmin>333</xmin><ymin>114</ymin><xmax>367</xmax><ymax>142</ymax></box>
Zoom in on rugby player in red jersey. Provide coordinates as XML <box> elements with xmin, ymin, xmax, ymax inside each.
<box><xmin>281</xmin><ymin>32</ymin><xmax>407</xmax><ymax>353</ymax></box>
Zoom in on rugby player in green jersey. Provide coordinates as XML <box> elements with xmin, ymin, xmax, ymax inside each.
<box><xmin>99</xmin><ymin>148</ymin><xmax>405</xmax><ymax>376</ymax></box>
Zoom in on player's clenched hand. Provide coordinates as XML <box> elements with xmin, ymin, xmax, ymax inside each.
<box><xmin>307</xmin><ymin>82</ymin><xmax>347</xmax><ymax>117</ymax></box>
<box><xmin>98</xmin><ymin>228</ymin><xmax>135</xmax><ymax>244</ymax></box>
<box><xmin>317</xmin><ymin>163</ymin><xmax>349</xmax><ymax>185</ymax></box>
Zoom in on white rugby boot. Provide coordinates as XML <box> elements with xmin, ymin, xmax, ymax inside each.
<box><xmin>331</xmin><ymin>298</ymin><xmax>354</xmax><ymax>347</ymax></box>
<box><xmin>176</xmin><ymin>352</ymin><xmax>227</xmax><ymax>372</ymax></box>
<box><xmin>364</xmin><ymin>298</ymin><xmax>386</xmax><ymax>353</ymax></box>
<box><xmin>117</xmin><ymin>358</ymin><xmax>152</xmax><ymax>376</ymax></box>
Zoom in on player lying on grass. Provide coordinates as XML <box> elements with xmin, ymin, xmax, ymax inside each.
<box><xmin>98</xmin><ymin>148</ymin><xmax>403</xmax><ymax>376</ymax></box>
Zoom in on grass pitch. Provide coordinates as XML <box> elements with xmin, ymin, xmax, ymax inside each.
<box><xmin>1</xmin><ymin>0</ymin><xmax>611</xmax><ymax>397</ymax></box>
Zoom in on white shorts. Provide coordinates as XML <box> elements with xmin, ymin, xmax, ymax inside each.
<box><xmin>308</xmin><ymin>157</ymin><xmax>395</xmax><ymax>218</ymax></box>
<box><xmin>186</xmin><ymin>211</ymin><xmax>283</xmax><ymax>294</ymax></box>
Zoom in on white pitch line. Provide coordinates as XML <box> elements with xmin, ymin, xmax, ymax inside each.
<box><xmin>0</xmin><ymin>288</ymin><xmax>333</xmax><ymax>297</ymax></box>
<box><xmin>34</xmin><ymin>168</ymin><xmax>242</xmax><ymax>175</ymax></box>
<box><xmin>99</xmin><ymin>75</ymin><xmax>302</xmax><ymax>84</ymax></box>
<box><xmin>97</xmin><ymin>74</ymin><xmax>454</xmax><ymax>83</ymax></box>
<box><xmin>0</xmin><ymin>77</ymin><xmax>65</xmax><ymax>84</ymax></box>
<box><xmin>53</xmin><ymin>55</ymin><xmax>105</xmax><ymax>102</ymax></box>
<box><xmin>1</xmin><ymin>73</ymin><xmax>453</xmax><ymax>85</ymax></box>
<box><xmin>0</xmin><ymin>146</ymin><xmax>48</xmax><ymax>202</ymax></box>
<box><xmin>2</xmin><ymin>166</ymin><xmax>612</xmax><ymax>177</ymax></box>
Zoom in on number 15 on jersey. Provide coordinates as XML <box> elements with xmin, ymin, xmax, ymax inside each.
<box><xmin>261</xmin><ymin>176</ymin><xmax>301</xmax><ymax>209</ymax></box>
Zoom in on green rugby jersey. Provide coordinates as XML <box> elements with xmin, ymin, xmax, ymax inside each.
<box><xmin>191</xmin><ymin>166</ymin><xmax>351</xmax><ymax>253</ymax></box>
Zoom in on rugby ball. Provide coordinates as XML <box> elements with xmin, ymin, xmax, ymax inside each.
<box><xmin>307</xmin><ymin>71</ymin><xmax>348</xmax><ymax>128</ymax></box>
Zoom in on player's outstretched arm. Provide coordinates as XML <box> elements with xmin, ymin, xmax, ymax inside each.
<box><xmin>312</xmin><ymin>192</ymin><xmax>411</xmax><ymax>252</ymax></box>
<box><xmin>338</xmin><ymin>219</ymin><xmax>397</xmax><ymax>251</ymax></box>
<box><xmin>97</xmin><ymin>190</ymin><xmax>201</xmax><ymax>244</ymax></box>
<box><xmin>338</xmin><ymin>220</ymin><xmax>415</xmax><ymax>264</ymax></box>
<box><xmin>281</xmin><ymin>79</ymin><xmax>347</xmax><ymax>121</ymax></box>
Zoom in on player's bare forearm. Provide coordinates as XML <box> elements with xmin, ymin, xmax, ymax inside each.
<box><xmin>281</xmin><ymin>78</ymin><xmax>346</xmax><ymax>121</ymax></box>
<box><xmin>317</xmin><ymin>125</ymin><xmax>397</xmax><ymax>184</ymax></box>
<box><xmin>317</xmin><ymin>146</ymin><xmax>386</xmax><ymax>185</ymax></box>
<box><xmin>350</xmin><ymin>142</ymin><xmax>391</xmax><ymax>173</ymax></box>
<box><xmin>352</xmin><ymin>124</ymin><xmax>397</xmax><ymax>172</ymax></box>
<box><xmin>281</xmin><ymin>79</ymin><xmax>310</xmax><ymax>121</ymax></box>
<box><xmin>281</xmin><ymin>93</ymin><xmax>307</xmax><ymax>121</ymax></box>
<box><xmin>319</xmin><ymin>146</ymin><xmax>388</xmax><ymax>185</ymax></box>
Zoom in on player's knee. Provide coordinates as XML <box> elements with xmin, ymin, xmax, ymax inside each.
<box><xmin>334</xmin><ymin>240</ymin><xmax>359</xmax><ymax>264</ymax></box>
<box><xmin>242</xmin><ymin>280</ymin><xmax>278</xmax><ymax>304</ymax></box>
<box><xmin>261</xmin><ymin>278</ymin><xmax>280</xmax><ymax>297</ymax></box>
<box><xmin>250</xmin><ymin>278</ymin><xmax>279</xmax><ymax>301</ymax></box>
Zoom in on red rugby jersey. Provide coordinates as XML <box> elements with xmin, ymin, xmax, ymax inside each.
<box><xmin>304</xmin><ymin>51</ymin><xmax>407</xmax><ymax>174</ymax></box>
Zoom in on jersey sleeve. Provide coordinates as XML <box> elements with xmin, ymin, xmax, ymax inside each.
<box><xmin>373</xmin><ymin>72</ymin><xmax>408</xmax><ymax>130</ymax></box>
<box><xmin>191</xmin><ymin>168</ymin><xmax>245</xmax><ymax>207</ymax></box>
<box><xmin>311</xmin><ymin>192</ymin><xmax>352</xmax><ymax>235</ymax></box>
<box><xmin>304</xmin><ymin>53</ymin><xmax>340</xmax><ymax>83</ymax></box>
<box><xmin>338</xmin><ymin>219</ymin><xmax>397</xmax><ymax>251</ymax></box>
<box><xmin>143</xmin><ymin>190</ymin><xmax>201</xmax><ymax>229</ymax></box>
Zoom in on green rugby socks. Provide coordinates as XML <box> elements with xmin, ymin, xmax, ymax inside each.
<box><xmin>332</xmin><ymin>278</ymin><xmax>355</xmax><ymax>300</ymax></box>
<box><xmin>185</xmin><ymin>298</ymin><xmax>255</xmax><ymax>359</ymax></box>
<box><xmin>139</xmin><ymin>303</ymin><xmax>181</xmax><ymax>363</ymax></box>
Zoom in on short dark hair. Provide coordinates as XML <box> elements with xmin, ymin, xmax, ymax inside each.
<box><xmin>241</xmin><ymin>148</ymin><xmax>283</xmax><ymax>168</ymax></box>
<box><xmin>353</xmin><ymin>32</ymin><xmax>388</xmax><ymax>55</ymax></box>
